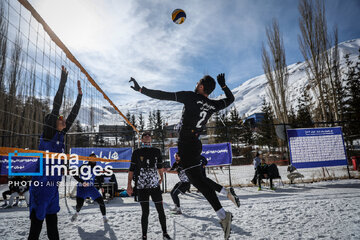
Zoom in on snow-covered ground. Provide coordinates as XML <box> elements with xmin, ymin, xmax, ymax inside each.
<box><xmin>112</xmin><ymin>165</ymin><xmax>360</xmax><ymax>191</ymax></box>
<box><xmin>0</xmin><ymin>176</ymin><xmax>359</xmax><ymax>239</ymax></box>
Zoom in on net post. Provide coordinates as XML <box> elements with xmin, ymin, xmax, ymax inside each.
<box><xmin>228</xmin><ymin>164</ymin><xmax>232</xmax><ymax>187</ymax></box>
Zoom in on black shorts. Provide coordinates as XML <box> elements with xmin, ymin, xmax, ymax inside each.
<box><xmin>178</xmin><ymin>136</ymin><xmax>202</xmax><ymax>168</ymax></box>
<box><xmin>137</xmin><ymin>186</ymin><xmax>163</xmax><ymax>203</ymax></box>
<box><xmin>172</xmin><ymin>182</ymin><xmax>191</xmax><ymax>194</ymax></box>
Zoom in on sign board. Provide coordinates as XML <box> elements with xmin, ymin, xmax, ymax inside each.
<box><xmin>169</xmin><ymin>143</ymin><xmax>232</xmax><ymax>166</ymax></box>
<box><xmin>287</xmin><ymin>127</ymin><xmax>347</xmax><ymax>168</ymax></box>
<box><xmin>70</xmin><ymin>147</ymin><xmax>132</xmax><ymax>169</ymax></box>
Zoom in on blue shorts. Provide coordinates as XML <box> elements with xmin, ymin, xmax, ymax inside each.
<box><xmin>77</xmin><ymin>185</ymin><xmax>102</xmax><ymax>200</ymax></box>
<box><xmin>29</xmin><ymin>184</ymin><xmax>60</xmax><ymax>221</ymax></box>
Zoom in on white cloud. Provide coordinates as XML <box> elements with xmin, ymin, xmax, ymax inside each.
<box><xmin>25</xmin><ymin>0</ymin><xmax>318</xmax><ymax>104</ymax></box>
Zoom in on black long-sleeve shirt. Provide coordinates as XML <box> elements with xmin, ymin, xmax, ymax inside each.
<box><xmin>141</xmin><ymin>86</ymin><xmax>234</xmax><ymax>134</ymax></box>
<box><xmin>43</xmin><ymin>72</ymin><xmax>82</xmax><ymax>141</ymax></box>
<box><xmin>129</xmin><ymin>147</ymin><xmax>163</xmax><ymax>189</ymax></box>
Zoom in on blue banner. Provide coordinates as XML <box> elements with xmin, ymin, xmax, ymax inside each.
<box><xmin>0</xmin><ymin>155</ymin><xmax>41</xmax><ymax>175</ymax></box>
<box><xmin>70</xmin><ymin>147</ymin><xmax>132</xmax><ymax>169</ymax></box>
<box><xmin>287</xmin><ymin>127</ymin><xmax>347</xmax><ymax>168</ymax></box>
<box><xmin>169</xmin><ymin>143</ymin><xmax>232</xmax><ymax>166</ymax></box>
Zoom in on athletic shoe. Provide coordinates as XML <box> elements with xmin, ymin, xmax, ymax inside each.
<box><xmin>163</xmin><ymin>233</ymin><xmax>172</xmax><ymax>240</ymax></box>
<box><xmin>103</xmin><ymin>216</ymin><xmax>108</xmax><ymax>223</ymax></box>
<box><xmin>71</xmin><ymin>213</ymin><xmax>78</xmax><ymax>222</ymax></box>
<box><xmin>258</xmin><ymin>187</ymin><xmax>262</xmax><ymax>191</ymax></box>
<box><xmin>220</xmin><ymin>211</ymin><xmax>232</xmax><ymax>240</ymax></box>
<box><xmin>270</xmin><ymin>187</ymin><xmax>276</xmax><ymax>191</ymax></box>
<box><xmin>227</xmin><ymin>188</ymin><xmax>240</xmax><ymax>208</ymax></box>
<box><xmin>171</xmin><ymin>209</ymin><xmax>182</xmax><ymax>215</ymax></box>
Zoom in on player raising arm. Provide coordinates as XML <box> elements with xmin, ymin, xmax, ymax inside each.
<box><xmin>130</xmin><ymin>73</ymin><xmax>239</xmax><ymax>240</ymax></box>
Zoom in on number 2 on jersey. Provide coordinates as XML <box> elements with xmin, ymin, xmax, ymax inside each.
<box><xmin>196</xmin><ymin>111</ymin><xmax>207</xmax><ymax>129</ymax></box>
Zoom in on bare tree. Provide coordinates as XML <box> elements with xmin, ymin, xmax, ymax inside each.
<box><xmin>0</xmin><ymin>0</ymin><xmax>8</xmax><ymax>146</ymax></box>
<box><xmin>262</xmin><ymin>19</ymin><xmax>289</xmax><ymax>124</ymax></box>
<box><xmin>298</xmin><ymin>0</ymin><xmax>331</xmax><ymax>122</ymax></box>
<box><xmin>2</xmin><ymin>35</ymin><xmax>23</xmax><ymax>146</ymax></box>
<box><xmin>332</xmin><ymin>28</ymin><xmax>345</xmax><ymax>121</ymax></box>
<box><xmin>325</xmin><ymin>27</ymin><xmax>342</xmax><ymax>121</ymax></box>
<box><xmin>0</xmin><ymin>1</ymin><xmax>7</xmax><ymax>91</ymax></box>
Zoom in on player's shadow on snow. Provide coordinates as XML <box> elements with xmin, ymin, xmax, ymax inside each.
<box><xmin>181</xmin><ymin>213</ymin><xmax>251</xmax><ymax>237</ymax></box>
<box><xmin>78</xmin><ymin>222</ymin><xmax>117</xmax><ymax>240</ymax></box>
<box><xmin>317</xmin><ymin>182</ymin><xmax>360</xmax><ymax>189</ymax></box>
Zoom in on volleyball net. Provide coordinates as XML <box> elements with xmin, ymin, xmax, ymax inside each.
<box><xmin>0</xmin><ymin>0</ymin><xmax>138</xmax><ymax>155</ymax></box>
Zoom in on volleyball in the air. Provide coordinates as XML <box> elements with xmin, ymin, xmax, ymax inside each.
<box><xmin>172</xmin><ymin>9</ymin><xmax>186</xmax><ymax>24</ymax></box>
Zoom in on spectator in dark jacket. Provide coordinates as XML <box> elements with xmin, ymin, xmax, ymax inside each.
<box><xmin>251</xmin><ymin>152</ymin><xmax>261</xmax><ymax>184</ymax></box>
<box><xmin>257</xmin><ymin>159</ymin><xmax>276</xmax><ymax>191</ymax></box>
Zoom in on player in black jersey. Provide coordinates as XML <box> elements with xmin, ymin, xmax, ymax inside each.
<box><xmin>200</xmin><ymin>155</ymin><xmax>208</xmax><ymax>177</ymax></box>
<box><xmin>127</xmin><ymin>132</ymin><xmax>171</xmax><ymax>240</ymax></box>
<box><xmin>166</xmin><ymin>152</ymin><xmax>191</xmax><ymax>214</ymax></box>
<box><xmin>130</xmin><ymin>73</ymin><xmax>240</xmax><ymax>239</ymax></box>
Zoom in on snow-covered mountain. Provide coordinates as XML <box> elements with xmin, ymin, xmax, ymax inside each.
<box><xmin>79</xmin><ymin>38</ymin><xmax>360</xmax><ymax>127</ymax></box>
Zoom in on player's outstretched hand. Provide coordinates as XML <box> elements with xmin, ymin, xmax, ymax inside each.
<box><xmin>217</xmin><ymin>73</ymin><xmax>226</xmax><ymax>88</ymax></box>
<box><xmin>77</xmin><ymin>80</ymin><xmax>82</xmax><ymax>95</ymax></box>
<box><xmin>61</xmin><ymin>65</ymin><xmax>68</xmax><ymax>82</ymax></box>
<box><xmin>129</xmin><ymin>77</ymin><xmax>141</xmax><ymax>92</ymax></box>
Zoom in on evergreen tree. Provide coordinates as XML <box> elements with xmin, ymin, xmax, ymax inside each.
<box><xmin>256</xmin><ymin>99</ymin><xmax>278</xmax><ymax>150</ymax></box>
<box><xmin>153</xmin><ymin>110</ymin><xmax>165</xmax><ymax>143</ymax></box>
<box><xmin>214</xmin><ymin>110</ymin><xmax>229</xmax><ymax>143</ymax></box>
<box><xmin>343</xmin><ymin>50</ymin><xmax>360</xmax><ymax>145</ymax></box>
<box><xmin>241</xmin><ymin>121</ymin><xmax>254</xmax><ymax>146</ymax></box>
<box><xmin>148</xmin><ymin>111</ymin><xmax>154</xmax><ymax>129</ymax></box>
<box><xmin>296</xmin><ymin>90</ymin><xmax>314</xmax><ymax>128</ymax></box>
<box><xmin>73</xmin><ymin>120</ymin><xmax>89</xmax><ymax>147</ymax></box>
<box><xmin>131</xmin><ymin>114</ymin><xmax>137</xmax><ymax>129</ymax></box>
<box><xmin>124</xmin><ymin>111</ymin><xmax>133</xmax><ymax>142</ymax></box>
<box><xmin>288</xmin><ymin>106</ymin><xmax>297</xmax><ymax>125</ymax></box>
<box><xmin>154</xmin><ymin>110</ymin><xmax>163</xmax><ymax>130</ymax></box>
<box><xmin>138</xmin><ymin>112</ymin><xmax>145</xmax><ymax>131</ymax></box>
<box><xmin>228</xmin><ymin>107</ymin><xmax>242</xmax><ymax>145</ymax></box>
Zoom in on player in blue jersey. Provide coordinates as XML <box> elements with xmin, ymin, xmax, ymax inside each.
<box><xmin>71</xmin><ymin>153</ymin><xmax>107</xmax><ymax>223</ymax></box>
<box><xmin>28</xmin><ymin>66</ymin><xmax>82</xmax><ymax>240</ymax></box>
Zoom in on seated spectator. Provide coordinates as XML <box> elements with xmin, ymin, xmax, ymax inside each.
<box><xmin>6</xmin><ymin>183</ymin><xmax>30</xmax><ymax>208</ymax></box>
<box><xmin>1</xmin><ymin>176</ymin><xmax>21</xmax><ymax>208</ymax></box>
<box><xmin>257</xmin><ymin>159</ymin><xmax>280</xmax><ymax>191</ymax></box>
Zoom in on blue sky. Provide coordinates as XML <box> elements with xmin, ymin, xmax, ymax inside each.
<box><xmin>28</xmin><ymin>0</ymin><xmax>360</xmax><ymax>104</ymax></box>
